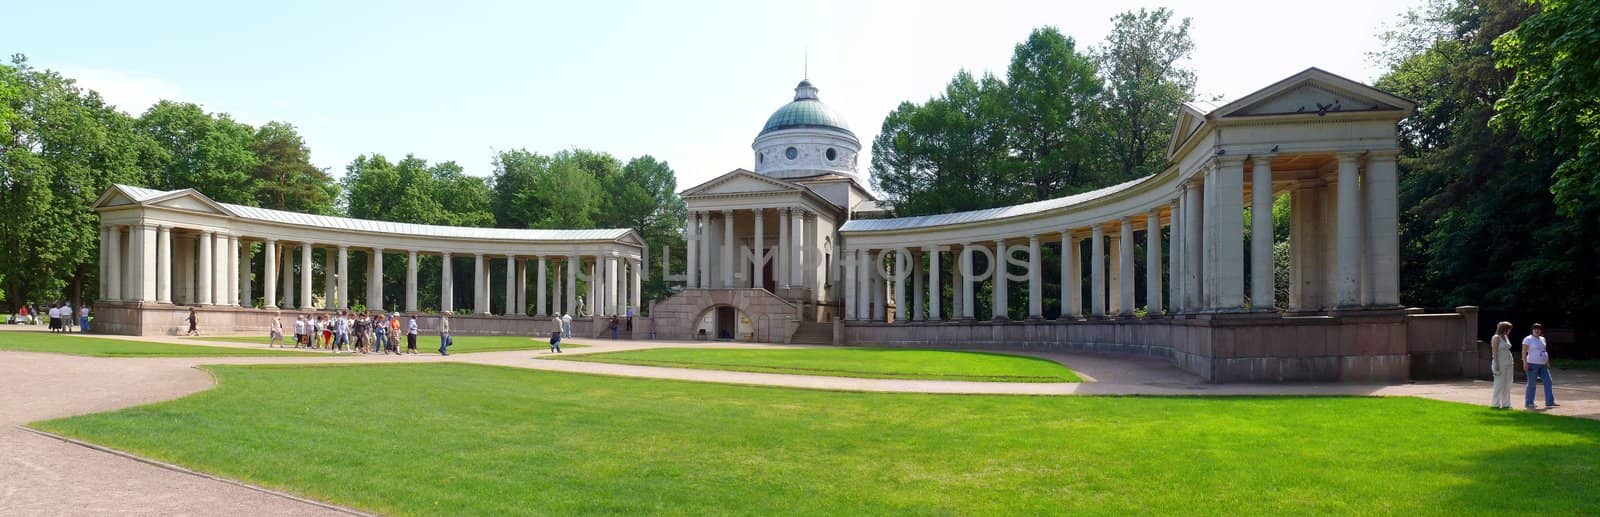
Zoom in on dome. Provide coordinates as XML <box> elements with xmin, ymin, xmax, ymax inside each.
<box><xmin>758</xmin><ymin>80</ymin><xmax>855</xmax><ymax>139</ymax></box>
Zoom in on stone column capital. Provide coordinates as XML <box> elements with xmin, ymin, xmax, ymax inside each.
<box><xmin>720</xmin><ymin>209</ymin><xmax>734</xmax><ymax>217</ymax></box>
<box><xmin>752</xmin><ymin>209</ymin><xmax>764</xmax><ymax>220</ymax></box>
<box><xmin>1251</xmin><ymin>154</ymin><xmax>1274</xmax><ymax>168</ymax></box>
<box><xmin>1335</xmin><ymin>151</ymin><xmax>1363</xmax><ymax>162</ymax></box>
<box><xmin>1213</xmin><ymin>154</ymin><xmax>1248</xmax><ymax>167</ymax></box>
<box><xmin>1366</xmin><ymin>149</ymin><xmax>1401</xmax><ymax>160</ymax></box>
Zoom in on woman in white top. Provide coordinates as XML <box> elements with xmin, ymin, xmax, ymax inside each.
<box><xmin>268</xmin><ymin>313</ymin><xmax>284</xmax><ymax>348</ymax></box>
<box><xmin>1522</xmin><ymin>323</ymin><xmax>1558</xmax><ymax>409</ymax></box>
<box><xmin>1489</xmin><ymin>321</ymin><xmax>1515</xmax><ymax>409</ymax></box>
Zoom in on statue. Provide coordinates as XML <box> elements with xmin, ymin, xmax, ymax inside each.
<box><xmin>576</xmin><ymin>296</ymin><xmax>588</xmax><ymax>317</ymax></box>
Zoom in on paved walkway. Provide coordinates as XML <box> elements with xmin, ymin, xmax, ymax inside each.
<box><xmin>3</xmin><ymin>327</ymin><xmax>1597</xmax><ymax>514</ymax></box>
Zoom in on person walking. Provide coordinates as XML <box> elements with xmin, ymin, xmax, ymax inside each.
<box><xmin>47</xmin><ymin>304</ymin><xmax>60</xmax><ymax>333</ymax></box>
<box><xmin>1489</xmin><ymin>321</ymin><xmax>1515</xmax><ymax>409</ymax></box>
<box><xmin>406</xmin><ymin>314</ymin><xmax>419</xmax><ymax>354</ymax></box>
<box><xmin>549</xmin><ymin>315</ymin><xmax>563</xmax><ymax>353</ymax></box>
<box><xmin>185</xmin><ymin>308</ymin><xmax>200</xmax><ymax>336</ymax></box>
<box><xmin>269</xmin><ymin>314</ymin><xmax>285</xmax><ymax>348</ymax></box>
<box><xmin>438</xmin><ymin>313</ymin><xmax>453</xmax><ymax>355</ymax></box>
<box><xmin>78</xmin><ymin>304</ymin><xmax>91</xmax><ymax>333</ymax></box>
<box><xmin>389</xmin><ymin>313</ymin><xmax>402</xmax><ymax>353</ymax></box>
<box><xmin>608</xmin><ymin>315</ymin><xmax>620</xmax><ymax>340</ymax></box>
<box><xmin>374</xmin><ymin>313</ymin><xmax>390</xmax><ymax>355</ymax></box>
<box><xmin>561</xmin><ymin>312</ymin><xmax>573</xmax><ymax>339</ymax></box>
<box><xmin>61</xmin><ymin>302</ymin><xmax>73</xmax><ymax>332</ymax></box>
<box><xmin>1523</xmin><ymin>323</ymin><xmax>1558</xmax><ymax>409</ymax></box>
<box><xmin>333</xmin><ymin>311</ymin><xmax>349</xmax><ymax>353</ymax></box>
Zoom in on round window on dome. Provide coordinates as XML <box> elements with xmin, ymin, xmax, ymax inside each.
<box><xmin>785</xmin><ymin>147</ymin><xmax>798</xmax><ymax>160</ymax></box>
<box><xmin>759</xmin><ymin>153</ymin><xmax>764</xmax><ymax>164</ymax></box>
<box><xmin>826</xmin><ymin>148</ymin><xmax>837</xmax><ymax>161</ymax></box>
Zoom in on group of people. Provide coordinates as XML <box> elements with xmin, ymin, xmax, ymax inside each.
<box><xmin>39</xmin><ymin>303</ymin><xmax>89</xmax><ymax>333</ymax></box>
<box><xmin>268</xmin><ymin>310</ymin><xmax>422</xmax><ymax>355</ymax></box>
<box><xmin>1488</xmin><ymin>322</ymin><xmax>1561</xmax><ymax>410</ymax></box>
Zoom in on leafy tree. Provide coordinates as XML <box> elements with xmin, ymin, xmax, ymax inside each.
<box><xmin>1494</xmin><ymin>0</ymin><xmax>1600</xmax><ymax>218</ymax></box>
<box><xmin>1004</xmin><ymin>27</ymin><xmax>1103</xmax><ymax>200</ymax></box>
<box><xmin>0</xmin><ymin>55</ymin><xmax>154</xmax><ymax>308</ymax></box>
<box><xmin>870</xmin><ymin>70</ymin><xmax>1012</xmax><ymax>215</ymax></box>
<box><xmin>1092</xmin><ymin>8</ymin><xmax>1196</xmax><ymax>182</ymax></box>
<box><xmin>136</xmin><ymin>100</ymin><xmax>259</xmax><ymax>205</ymax></box>
<box><xmin>251</xmin><ymin>121</ymin><xmax>336</xmax><ymax>214</ymax></box>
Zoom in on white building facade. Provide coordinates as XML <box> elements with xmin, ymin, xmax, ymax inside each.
<box><xmin>655</xmin><ymin>69</ymin><xmax>1482</xmax><ymax>383</ymax></box>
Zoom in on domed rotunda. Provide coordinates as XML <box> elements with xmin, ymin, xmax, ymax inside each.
<box><xmin>751</xmin><ymin>80</ymin><xmax>861</xmax><ymax>181</ymax></box>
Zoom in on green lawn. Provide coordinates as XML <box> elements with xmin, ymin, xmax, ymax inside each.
<box><xmin>190</xmin><ymin>334</ymin><xmax>583</xmax><ymax>354</ymax></box>
<box><xmin>34</xmin><ymin>363</ymin><xmax>1600</xmax><ymax>515</ymax></box>
<box><xmin>551</xmin><ymin>347</ymin><xmax>1080</xmax><ymax>382</ymax></box>
<box><xmin>1555</xmin><ymin>358</ymin><xmax>1600</xmax><ymax>372</ymax></box>
<box><xmin>0</xmin><ymin>331</ymin><xmax>321</xmax><ymax>357</ymax></box>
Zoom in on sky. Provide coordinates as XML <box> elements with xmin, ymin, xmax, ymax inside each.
<box><xmin>4</xmin><ymin>0</ymin><xmax>1421</xmax><ymax>193</ymax></box>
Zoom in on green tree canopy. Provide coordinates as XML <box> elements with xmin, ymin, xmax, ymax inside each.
<box><xmin>251</xmin><ymin>121</ymin><xmax>336</xmax><ymax>215</ymax></box>
<box><xmin>136</xmin><ymin>100</ymin><xmax>259</xmax><ymax>205</ymax></box>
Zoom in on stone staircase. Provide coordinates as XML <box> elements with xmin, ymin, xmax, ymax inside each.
<box><xmin>788</xmin><ymin>321</ymin><xmax>834</xmax><ymax>345</ymax></box>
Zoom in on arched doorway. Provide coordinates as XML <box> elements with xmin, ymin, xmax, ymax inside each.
<box><xmin>694</xmin><ymin>305</ymin><xmax>753</xmax><ymax>341</ymax></box>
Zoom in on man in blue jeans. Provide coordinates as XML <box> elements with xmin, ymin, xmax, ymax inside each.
<box><xmin>1523</xmin><ymin>323</ymin><xmax>1559</xmax><ymax>409</ymax></box>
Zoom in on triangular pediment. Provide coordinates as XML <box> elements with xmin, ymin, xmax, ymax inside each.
<box><xmin>681</xmin><ymin>169</ymin><xmax>804</xmax><ymax>198</ymax></box>
<box><xmin>99</xmin><ymin>192</ymin><xmax>138</xmax><ymax>207</ymax></box>
<box><xmin>1166</xmin><ymin>104</ymin><xmax>1208</xmax><ymax>160</ymax></box>
<box><xmin>1211</xmin><ymin>68</ymin><xmax>1415</xmax><ymax>118</ymax></box>
<box><xmin>145</xmin><ymin>190</ymin><xmax>235</xmax><ymax>216</ymax></box>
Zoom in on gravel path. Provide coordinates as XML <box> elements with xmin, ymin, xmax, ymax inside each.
<box><xmin>4</xmin><ymin>328</ymin><xmax>1596</xmax><ymax>515</ymax></box>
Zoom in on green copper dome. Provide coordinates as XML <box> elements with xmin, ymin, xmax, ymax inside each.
<box><xmin>758</xmin><ymin>80</ymin><xmax>855</xmax><ymax>138</ymax></box>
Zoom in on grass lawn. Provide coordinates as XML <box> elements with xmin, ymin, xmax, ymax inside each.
<box><xmin>0</xmin><ymin>331</ymin><xmax>321</xmax><ymax>357</ymax></box>
<box><xmin>550</xmin><ymin>347</ymin><xmax>1080</xmax><ymax>382</ymax></box>
<box><xmin>1555</xmin><ymin>358</ymin><xmax>1600</xmax><ymax>372</ymax></box>
<box><xmin>34</xmin><ymin>363</ymin><xmax>1600</xmax><ymax>515</ymax></box>
<box><xmin>190</xmin><ymin>335</ymin><xmax>583</xmax><ymax>354</ymax></box>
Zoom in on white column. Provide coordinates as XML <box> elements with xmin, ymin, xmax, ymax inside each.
<box><xmin>1027</xmin><ymin>235</ymin><xmax>1042</xmax><ymax>319</ymax></box>
<box><xmin>630</xmin><ymin>258</ymin><xmax>642</xmax><ymax>311</ymax></box>
<box><xmin>790</xmin><ymin>209</ymin><xmax>804</xmax><ymax>289</ymax></box>
<box><xmin>156</xmin><ymin>226</ymin><xmax>172</xmax><ymax>303</ymax></box>
<box><xmin>404</xmin><ymin>250</ymin><xmax>418</xmax><ymax>312</ymax></box>
<box><xmin>1146</xmin><ymin>209</ymin><xmax>1164</xmax><ymax>315</ymax></box>
<box><xmin>211</xmin><ymin>233</ymin><xmax>227</xmax><ymax>305</ymax></box>
<box><xmin>1212</xmin><ymin>158</ymin><xmax>1246</xmax><ymax>310</ymax></box>
<box><xmin>871</xmin><ymin>252</ymin><xmax>886</xmax><ymax>321</ymax></box>
<box><xmin>1365</xmin><ymin>151</ymin><xmax>1400</xmax><ymax>307</ymax></box>
<box><xmin>369</xmin><ymin>248</ymin><xmax>384</xmax><ymax>311</ymax></box>
<box><xmin>294</xmin><ymin>244</ymin><xmax>309</xmax><ymax>309</ymax></box>
<box><xmin>777</xmin><ymin>208</ymin><xmax>790</xmax><ymax>289</ymax></box>
<box><xmin>441</xmin><ymin>252</ymin><xmax>453</xmax><ymax>313</ymax></box>
<box><xmin>336</xmin><ymin>245</ymin><xmax>349</xmax><ymax>310</ymax></box>
<box><xmin>843</xmin><ymin>249</ymin><xmax>858</xmax><ymax>320</ymax></box>
<box><xmin>1090</xmin><ymin>224</ymin><xmax>1106</xmax><ymax>316</ymax></box>
<box><xmin>196</xmin><ymin>231</ymin><xmax>213</xmax><ymax>305</ymax></box>
<box><xmin>1184</xmin><ymin>180</ymin><xmax>1204</xmax><ymax>310</ymax></box>
<box><xmin>802</xmin><ymin>211</ymin><xmax>817</xmax><ymax>291</ymax></box>
<box><xmin>721</xmin><ymin>210</ymin><xmax>734</xmax><ymax>288</ymax></box>
<box><xmin>516</xmin><ymin>259</ymin><xmax>527</xmax><ymax>315</ymax></box>
<box><xmin>505</xmin><ymin>255</ymin><xmax>516</xmax><ymax>316</ymax></box>
<box><xmin>911</xmin><ymin>251</ymin><xmax>924</xmax><ymax>321</ymax></box>
<box><xmin>137</xmin><ymin>225</ymin><xmax>157</xmax><ymax>301</ymax></box>
<box><xmin>227</xmin><ymin>234</ymin><xmax>239</xmax><ymax>306</ymax></box>
<box><xmin>753</xmin><ymin>209</ymin><xmax>766</xmax><ymax>289</ymax></box>
<box><xmin>263</xmin><ymin>240</ymin><xmax>278</xmax><ymax>308</ymax></box>
<box><xmin>926</xmin><ymin>247</ymin><xmax>941</xmax><ymax>321</ymax></box>
<box><xmin>606</xmin><ymin>255</ymin><xmax>620</xmax><ymax>316</ymax></box>
<box><xmin>860</xmin><ymin>249</ymin><xmax>875</xmax><ymax>320</ymax></box>
<box><xmin>1119</xmin><ymin>217</ymin><xmax>1136</xmax><ymax>316</ymax></box>
<box><xmin>1250</xmin><ymin>156</ymin><xmax>1274</xmax><ymax>310</ymax></box>
<box><xmin>685</xmin><ymin>212</ymin><xmax>699</xmax><ymax>289</ymax></box>
<box><xmin>697</xmin><ymin>212</ymin><xmax>711</xmax><ymax>288</ymax></box>
<box><xmin>1335</xmin><ymin>152</ymin><xmax>1362</xmax><ymax>307</ymax></box>
<box><xmin>1064</xmin><ymin>232</ymin><xmax>1082</xmax><ymax>318</ymax></box>
<box><xmin>98</xmin><ymin>226</ymin><xmax>110</xmax><ymax>302</ymax></box>
<box><xmin>551</xmin><ymin>262</ymin><xmax>562</xmax><ymax>315</ymax></box>
<box><xmin>565</xmin><ymin>256</ymin><xmax>578</xmax><ymax>315</ymax></box>
<box><xmin>991</xmin><ymin>239</ymin><xmax>1008</xmax><ymax>320</ymax></box>
<box><xmin>283</xmin><ymin>247</ymin><xmax>296</xmax><ymax>309</ymax></box>
<box><xmin>958</xmin><ymin>244</ymin><xmax>975</xmax><ymax>319</ymax></box>
<box><xmin>1171</xmin><ymin>197</ymin><xmax>1184</xmax><ymax>313</ymax></box>
<box><xmin>238</xmin><ymin>239</ymin><xmax>251</xmax><ymax>307</ymax></box>
<box><xmin>536</xmin><ymin>256</ymin><xmax>548</xmax><ymax>316</ymax></box>
<box><xmin>893</xmin><ymin>251</ymin><xmax>908</xmax><ymax>322</ymax></box>
<box><xmin>1108</xmin><ymin>233</ymin><xmax>1122</xmax><ymax>314</ymax></box>
<box><xmin>473</xmin><ymin>253</ymin><xmax>486</xmax><ymax>314</ymax></box>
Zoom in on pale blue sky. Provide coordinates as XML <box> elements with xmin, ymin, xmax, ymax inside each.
<box><xmin>4</xmin><ymin>0</ymin><xmax>1419</xmax><ymax>191</ymax></box>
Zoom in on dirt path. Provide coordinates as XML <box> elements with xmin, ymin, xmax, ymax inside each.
<box><xmin>4</xmin><ymin>329</ymin><xmax>1597</xmax><ymax>514</ymax></box>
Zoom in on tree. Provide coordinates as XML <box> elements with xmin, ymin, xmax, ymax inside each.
<box><xmin>1092</xmin><ymin>8</ymin><xmax>1196</xmax><ymax>182</ymax></box>
<box><xmin>251</xmin><ymin>121</ymin><xmax>336</xmax><ymax>214</ymax></box>
<box><xmin>0</xmin><ymin>55</ymin><xmax>155</xmax><ymax>308</ymax></box>
<box><xmin>1494</xmin><ymin>0</ymin><xmax>1600</xmax><ymax>218</ymax></box>
<box><xmin>137</xmin><ymin>100</ymin><xmax>259</xmax><ymax>205</ymax></box>
<box><xmin>1004</xmin><ymin>27</ymin><xmax>1103</xmax><ymax>201</ymax></box>
<box><xmin>870</xmin><ymin>70</ymin><xmax>1012</xmax><ymax>216</ymax></box>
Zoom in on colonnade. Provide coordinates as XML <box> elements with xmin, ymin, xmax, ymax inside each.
<box><xmin>839</xmin><ymin>152</ymin><xmax>1400</xmax><ymax>322</ymax></box>
<box><xmin>683</xmin><ymin>207</ymin><xmax>818</xmax><ymax>291</ymax></box>
<box><xmin>98</xmin><ymin>229</ymin><xmax>644</xmax><ymax>317</ymax></box>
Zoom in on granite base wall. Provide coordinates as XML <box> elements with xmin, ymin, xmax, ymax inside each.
<box><xmin>843</xmin><ymin>308</ymin><xmax>1477</xmax><ymax>383</ymax></box>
